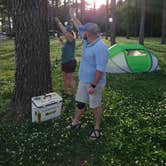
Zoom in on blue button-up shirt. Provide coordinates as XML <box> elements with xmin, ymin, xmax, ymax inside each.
<box><xmin>78</xmin><ymin>26</ymin><xmax>109</xmax><ymax>85</ymax></box>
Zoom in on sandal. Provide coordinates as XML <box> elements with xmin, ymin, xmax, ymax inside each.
<box><xmin>66</xmin><ymin>122</ymin><xmax>81</xmax><ymax>130</ymax></box>
<box><xmin>89</xmin><ymin>129</ymin><xmax>101</xmax><ymax>140</ymax></box>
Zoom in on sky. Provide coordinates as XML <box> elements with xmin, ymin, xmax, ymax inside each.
<box><xmin>81</xmin><ymin>0</ymin><xmax>125</xmax><ymax>9</ymax></box>
<box><xmin>86</xmin><ymin>0</ymin><xmax>105</xmax><ymax>9</ymax></box>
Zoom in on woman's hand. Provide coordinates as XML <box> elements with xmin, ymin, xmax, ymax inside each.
<box><xmin>69</xmin><ymin>7</ymin><xmax>76</xmax><ymax>18</ymax></box>
<box><xmin>54</xmin><ymin>17</ymin><xmax>60</xmax><ymax>23</ymax></box>
<box><xmin>59</xmin><ymin>36</ymin><xmax>63</xmax><ymax>42</ymax></box>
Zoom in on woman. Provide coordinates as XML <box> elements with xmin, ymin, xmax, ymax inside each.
<box><xmin>55</xmin><ymin>17</ymin><xmax>76</xmax><ymax>97</ymax></box>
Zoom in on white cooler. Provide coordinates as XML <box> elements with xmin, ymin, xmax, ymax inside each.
<box><xmin>31</xmin><ymin>92</ymin><xmax>62</xmax><ymax>123</ymax></box>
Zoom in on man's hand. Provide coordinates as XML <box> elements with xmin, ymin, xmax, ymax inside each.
<box><xmin>88</xmin><ymin>86</ymin><xmax>95</xmax><ymax>95</ymax></box>
<box><xmin>69</xmin><ymin>7</ymin><xmax>82</xmax><ymax>30</ymax></box>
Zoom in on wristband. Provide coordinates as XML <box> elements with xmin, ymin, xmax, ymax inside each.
<box><xmin>91</xmin><ymin>83</ymin><xmax>96</xmax><ymax>88</ymax></box>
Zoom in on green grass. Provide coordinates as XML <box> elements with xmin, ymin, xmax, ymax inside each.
<box><xmin>0</xmin><ymin>40</ymin><xmax>15</xmax><ymax>114</ymax></box>
<box><xmin>0</xmin><ymin>37</ymin><xmax>166</xmax><ymax>165</ymax></box>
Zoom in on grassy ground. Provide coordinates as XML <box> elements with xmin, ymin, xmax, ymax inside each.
<box><xmin>0</xmin><ymin>37</ymin><xmax>166</xmax><ymax>165</ymax></box>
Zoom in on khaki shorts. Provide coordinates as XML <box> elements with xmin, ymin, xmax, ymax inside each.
<box><xmin>76</xmin><ymin>82</ymin><xmax>105</xmax><ymax>109</ymax></box>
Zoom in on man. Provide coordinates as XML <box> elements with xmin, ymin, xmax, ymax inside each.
<box><xmin>67</xmin><ymin>8</ymin><xmax>109</xmax><ymax>141</ymax></box>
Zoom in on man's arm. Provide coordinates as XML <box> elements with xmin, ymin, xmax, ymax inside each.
<box><xmin>91</xmin><ymin>71</ymin><xmax>103</xmax><ymax>87</ymax></box>
<box><xmin>88</xmin><ymin>71</ymin><xmax>103</xmax><ymax>95</ymax></box>
<box><xmin>69</xmin><ymin>7</ymin><xmax>83</xmax><ymax>29</ymax></box>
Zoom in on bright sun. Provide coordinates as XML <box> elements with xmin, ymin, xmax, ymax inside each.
<box><xmin>86</xmin><ymin>0</ymin><xmax>105</xmax><ymax>9</ymax></box>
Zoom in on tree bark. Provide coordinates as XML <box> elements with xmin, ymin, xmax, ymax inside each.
<box><xmin>0</xmin><ymin>13</ymin><xmax>2</xmax><ymax>31</ymax></box>
<box><xmin>110</xmin><ymin>0</ymin><xmax>116</xmax><ymax>46</ymax></box>
<box><xmin>80</xmin><ymin>0</ymin><xmax>85</xmax><ymax>23</ymax></box>
<box><xmin>134</xmin><ymin>0</ymin><xmax>138</xmax><ymax>37</ymax></box>
<box><xmin>12</xmin><ymin>0</ymin><xmax>52</xmax><ymax>113</ymax></box>
<box><xmin>161</xmin><ymin>0</ymin><xmax>166</xmax><ymax>44</ymax></box>
<box><xmin>105</xmin><ymin>0</ymin><xmax>109</xmax><ymax>40</ymax></box>
<box><xmin>1</xmin><ymin>14</ymin><xmax>5</xmax><ymax>32</ymax></box>
<box><xmin>126</xmin><ymin>0</ymin><xmax>130</xmax><ymax>39</ymax></box>
<box><xmin>8</xmin><ymin>14</ymin><xmax>12</xmax><ymax>38</ymax></box>
<box><xmin>55</xmin><ymin>0</ymin><xmax>59</xmax><ymax>7</ymax></box>
<box><xmin>139</xmin><ymin>0</ymin><xmax>146</xmax><ymax>45</ymax></box>
<box><xmin>75</xmin><ymin>0</ymin><xmax>78</xmax><ymax>16</ymax></box>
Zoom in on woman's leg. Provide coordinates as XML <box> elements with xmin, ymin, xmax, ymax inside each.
<box><xmin>68</xmin><ymin>72</ymin><xmax>76</xmax><ymax>96</ymax></box>
<box><xmin>62</xmin><ymin>72</ymin><xmax>70</xmax><ymax>94</ymax></box>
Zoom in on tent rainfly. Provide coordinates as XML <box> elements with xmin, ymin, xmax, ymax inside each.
<box><xmin>106</xmin><ymin>43</ymin><xmax>160</xmax><ymax>73</ymax></box>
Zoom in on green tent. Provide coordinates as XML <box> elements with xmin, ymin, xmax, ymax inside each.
<box><xmin>106</xmin><ymin>43</ymin><xmax>160</xmax><ymax>73</ymax></box>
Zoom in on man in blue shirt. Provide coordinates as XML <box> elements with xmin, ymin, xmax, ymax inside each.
<box><xmin>67</xmin><ymin>8</ymin><xmax>109</xmax><ymax>140</ymax></box>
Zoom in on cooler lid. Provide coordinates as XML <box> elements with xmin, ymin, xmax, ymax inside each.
<box><xmin>32</xmin><ymin>92</ymin><xmax>62</xmax><ymax>108</ymax></box>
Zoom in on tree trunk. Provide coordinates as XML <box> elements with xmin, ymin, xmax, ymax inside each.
<box><xmin>105</xmin><ymin>0</ymin><xmax>109</xmax><ymax>40</ymax></box>
<box><xmin>139</xmin><ymin>0</ymin><xmax>146</xmax><ymax>45</ymax></box>
<box><xmin>161</xmin><ymin>0</ymin><xmax>166</xmax><ymax>44</ymax></box>
<box><xmin>12</xmin><ymin>0</ymin><xmax>52</xmax><ymax>113</ymax></box>
<box><xmin>150</xmin><ymin>13</ymin><xmax>153</xmax><ymax>37</ymax></box>
<box><xmin>0</xmin><ymin>12</ymin><xmax>3</xmax><ymax>31</ymax></box>
<box><xmin>56</xmin><ymin>0</ymin><xmax>59</xmax><ymax>7</ymax></box>
<box><xmin>1</xmin><ymin>14</ymin><xmax>5</xmax><ymax>32</ymax></box>
<box><xmin>51</xmin><ymin>0</ymin><xmax>54</xmax><ymax>7</ymax></box>
<box><xmin>80</xmin><ymin>0</ymin><xmax>85</xmax><ymax>23</ymax></box>
<box><xmin>126</xmin><ymin>0</ymin><xmax>130</xmax><ymax>39</ymax></box>
<box><xmin>75</xmin><ymin>0</ymin><xmax>78</xmax><ymax>16</ymax></box>
<box><xmin>64</xmin><ymin>0</ymin><xmax>67</xmax><ymax>7</ymax></box>
<box><xmin>67</xmin><ymin>0</ymin><xmax>71</xmax><ymax>21</ymax></box>
<box><xmin>63</xmin><ymin>0</ymin><xmax>67</xmax><ymax>21</ymax></box>
<box><xmin>8</xmin><ymin>14</ymin><xmax>12</xmax><ymax>38</ymax></box>
<box><xmin>93</xmin><ymin>0</ymin><xmax>96</xmax><ymax>21</ymax></box>
<box><xmin>134</xmin><ymin>0</ymin><xmax>138</xmax><ymax>37</ymax></box>
<box><xmin>93</xmin><ymin>0</ymin><xmax>96</xmax><ymax>10</ymax></box>
<box><xmin>110</xmin><ymin>0</ymin><xmax>116</xmax><ymax>46</ymax></box>
<box><xmin>55</xmin><ymin>0</ymin><xmax>60</xmax><ymax>16</ymax></box>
